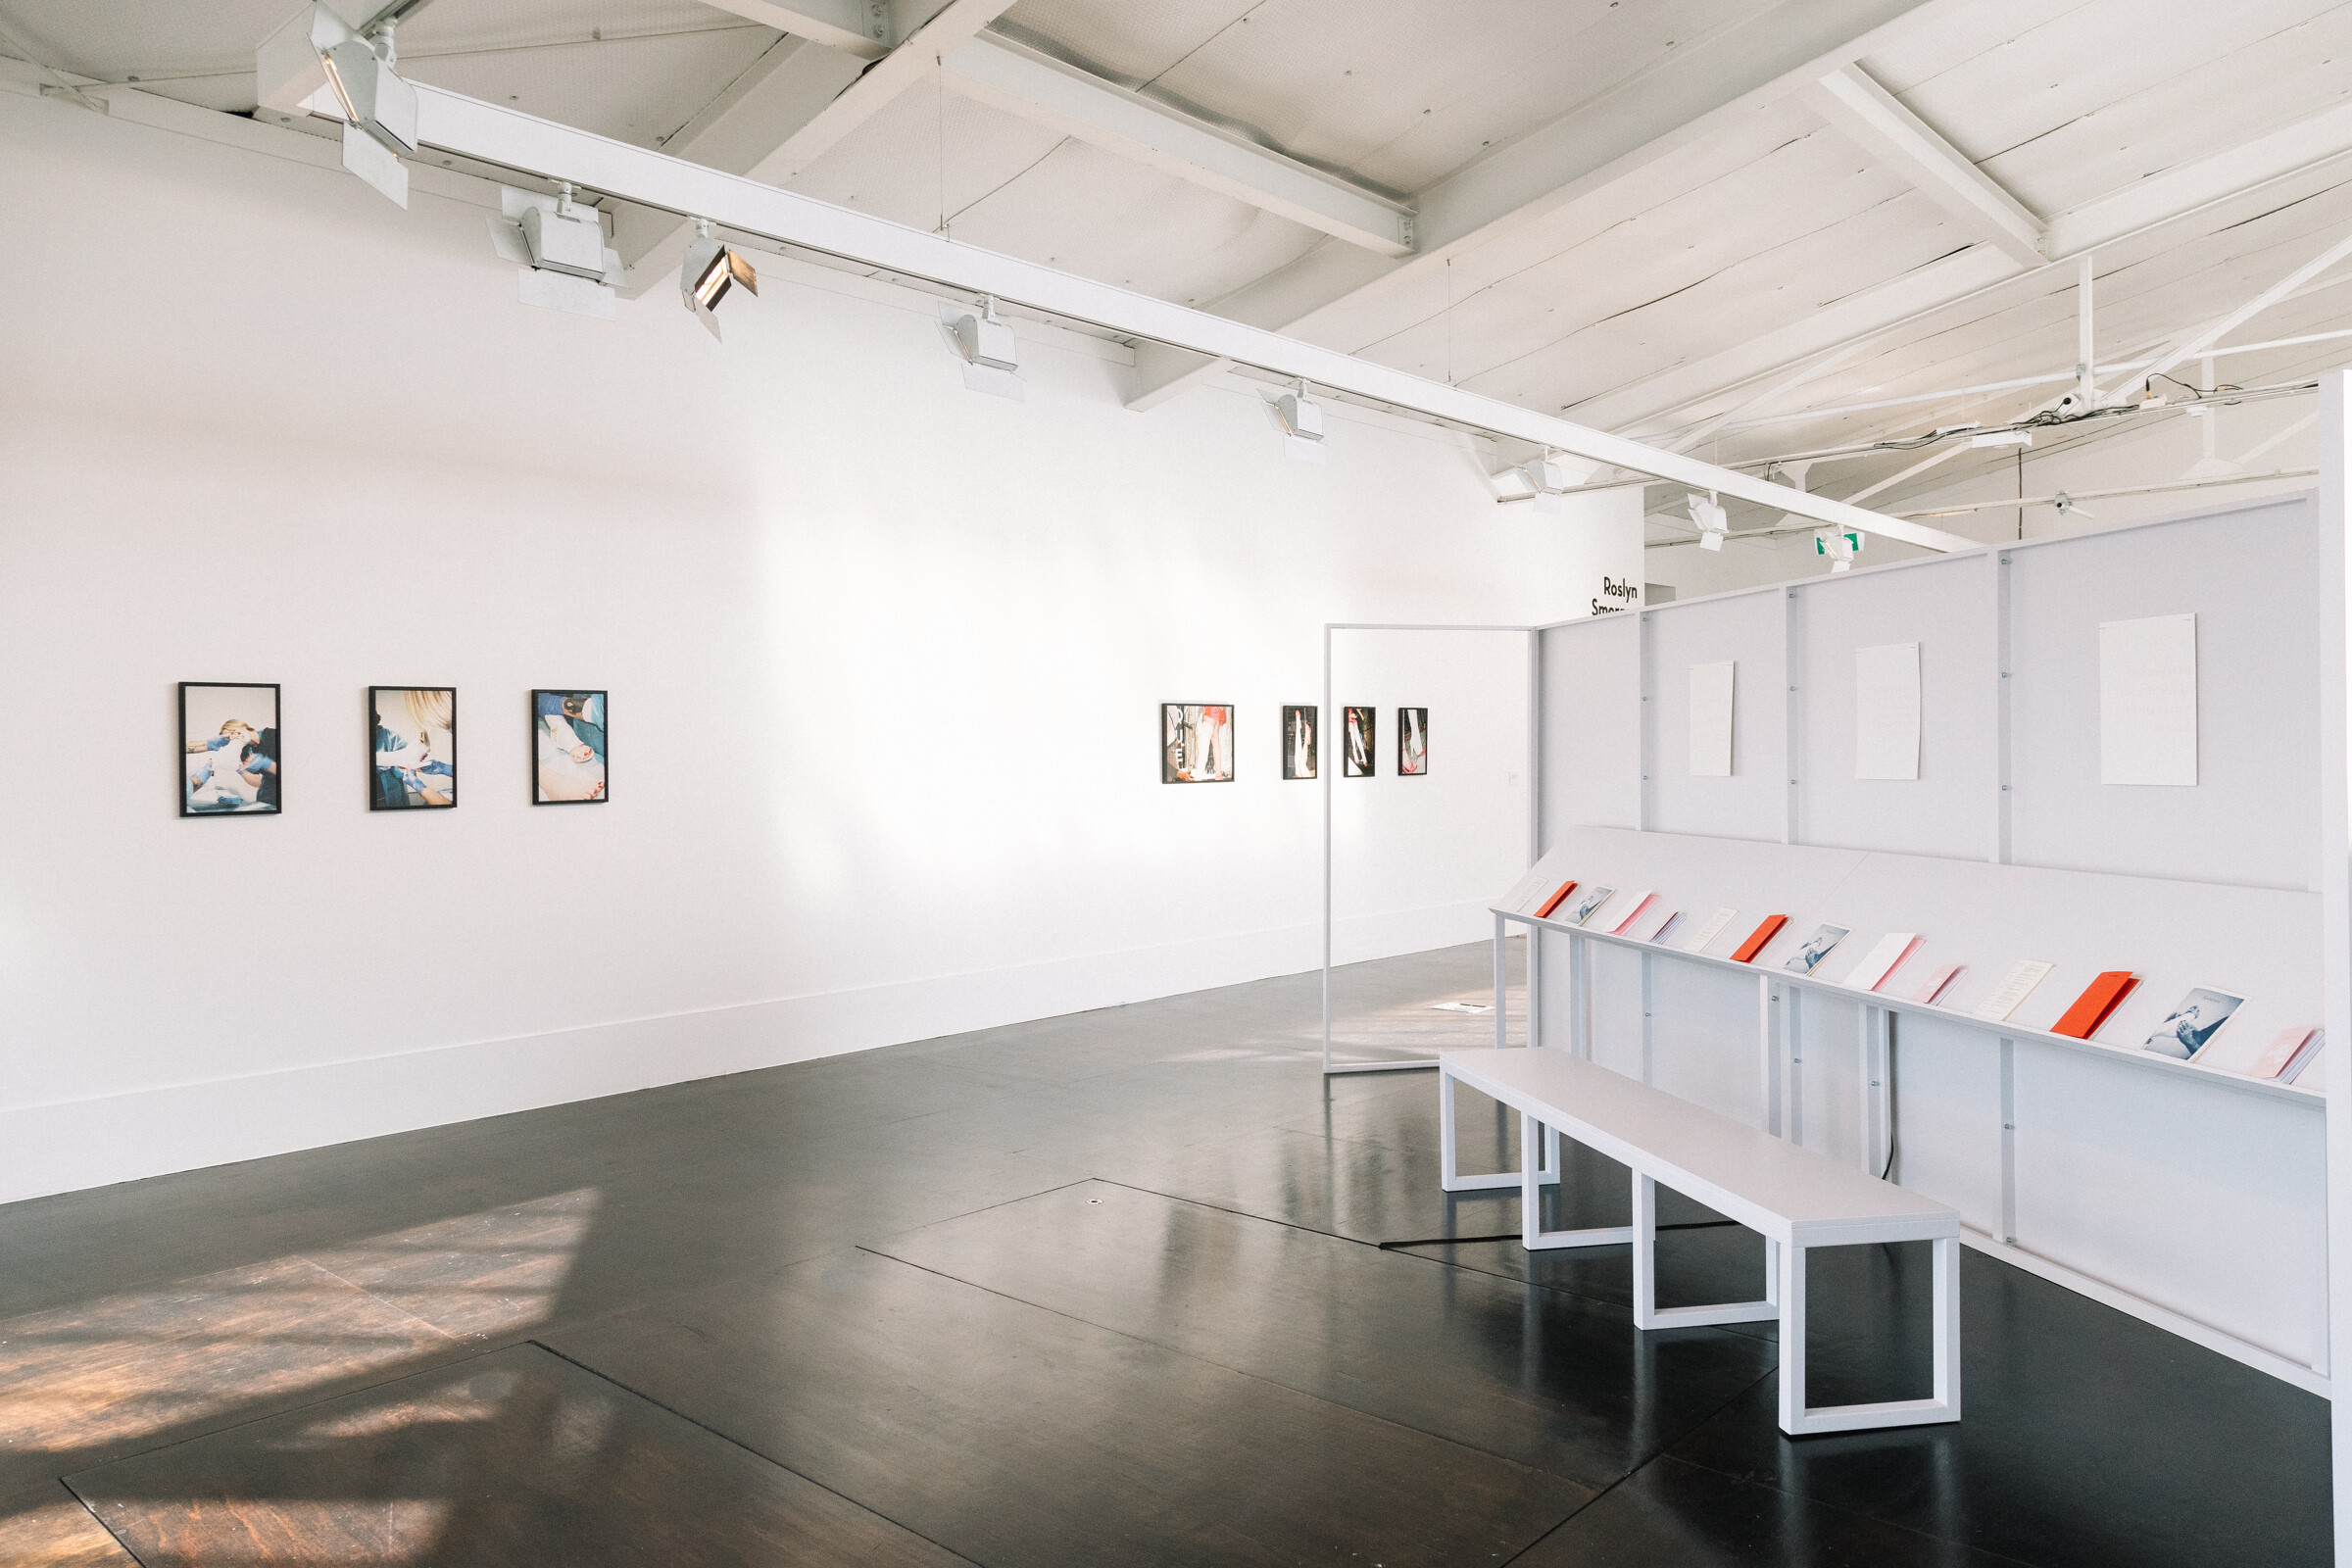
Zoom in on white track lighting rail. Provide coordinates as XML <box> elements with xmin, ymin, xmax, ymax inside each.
<box><xmin>254</xmin><ymin>21</ymin><xmax>1966</xmax><ymax>553</ymax></box>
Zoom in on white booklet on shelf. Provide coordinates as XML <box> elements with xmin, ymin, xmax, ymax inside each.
<box><xmin>1841</xmin><ymin>933</ymin><xmax>1923</xmax><ymax>993</ymax></box>
<box><xmin>1685</xmin><ymin>907</ymin><xmax>1739</xmax><ymax>954</ymax></box>
<box><xmin>1973</xmin><ymin>959</ymin><xmax>2055</xmax><ymax>1022</ymax></box>
<box><xmin>1620</xmin><ymin>903</ymin><xmax>1678</xmax><ymax>944</ymax></box>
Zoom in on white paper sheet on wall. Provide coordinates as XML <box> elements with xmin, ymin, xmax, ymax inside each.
<box><xmin>1854</xmin><ymin>642</ymin><xmax>1921</xmax><ymax>781</ymax></box>
<box><xmin>2099</xmin><ymin>612</ymin><xmax>2197</xmax><ymax>786</ymax></box>
<box><xmin>1690</xmin><ymin>662</ymin><xmax>1735</xmax><ymax>776</ymax></box>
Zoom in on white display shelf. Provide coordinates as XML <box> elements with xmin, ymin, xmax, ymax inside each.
<box><xmin>1497</xmin><ymin>906</ymin><xmax>2321</xmax><ymax>1108</ymax></box>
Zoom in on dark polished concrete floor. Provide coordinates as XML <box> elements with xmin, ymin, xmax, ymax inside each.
<box><xmin>0</xmin><ymin>942</ymin><xmax>2329</xmax><ymax>1566</ymax></box>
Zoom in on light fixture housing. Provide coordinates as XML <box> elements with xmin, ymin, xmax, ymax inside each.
<box><xmin>1970</xmin><ymin>428</ymin><xmax>2034</xmax><ymax>450</ymax></box>
<box><xmin>1816</xmin><ymin>528</ymin><xmax>1861</xmax><ymax>571</ymax></box>
<box><xmin>1687</xmin><ymin>490</ymin><xmax>1730</xmax><ymax>551</ymax></box>
<box><xmin>1275</xmin><ymin>382</ymin><xmax>1325</xmax><ymax>464</ymax></box>
<box><xmin>680</xmin><ymin>220</ymin><xmax>758</xmax><ymax>340</ymax></box>
<box><xmin>485</xmin><ymin>185</ymin><xmax>624</xmax><ymax>318</ymax></box>
<box><xmin>1523</xmin><ymin>455</ymin><xmax>1570</xmax><ymax>515</ymax></box>
<box><xmin>258</xmin><ymin>5</ymin><xmax>416</xmax><ymax>206</ymax></box>
<box><xmin>941</xmin><ymin>297</ymin><xmax>1024</xmax><ymax>400</ymax></box>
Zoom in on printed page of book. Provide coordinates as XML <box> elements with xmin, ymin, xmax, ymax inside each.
<box><xmin>1621</xmin><ymin>904</ymin><xmax>1677</xmax><ymax>943</ymax></box>
<box><xmin>1684</xmin><ymin>907</ymin><xmax>1738</xmax><ymax>954</ymax></box>
<box><xmin>1689</xmin><ymin>662</ymin><xmax>1735</xmax><ymax>777</ymax></box>
<box><xmin>1911</xmin><ymin>964</ymin><xmax>1963</xmax><ymax>1004</ymax></box>
<box><xmin>1973</xmin><ymin>959</ymin><xmax>2055</xmax><ymax>1021</ymax></box>
<box><xmin>1854</xmin><ymin>643</ymin><xmax>1921</xmax><ymax>781</ymax></box>
<box><xmin>2099</xmin><ymin>612</ymin><xmax>2197</xmax><ymax>787</ymax></box>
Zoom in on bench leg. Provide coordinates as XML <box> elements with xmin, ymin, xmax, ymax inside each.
<box><xmin>1776</xmin><ymin>1234</ymin><xmax>1964</xmax><ymax>1436</ymax></box>
<box><xmin>1518</xmin><ymin>1112</ymin><xmax>1630</xmax><ymax>1250</ymax></box>
<box><xmin>1631</xmin><ymin>1172</ymin><xmax>1777</xmax><ymax>1330</ymax></box>
<box><xmin>1438</xmin><ymin>1067</ymin><xmax>1558</xmax><ymax>1193</ymax></box>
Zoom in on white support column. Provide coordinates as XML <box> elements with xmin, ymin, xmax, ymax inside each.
<box><xmin>1778</xmin><ymin>1241</ymin><xmax>1809</xmax><ymax>1432</ymax></box>
<box><xmin>1998</xmin><ymin>1037</ymin><xmax>2019</xmax><ymax>1246</ymax></box>
<box><xmin>1567</xmin><ymin>931</ymin><xmax>1590</xmax><ymax>1059</ymax></box>
<box><xmin>2313</xmin><ymin>368</ymin><xmax>2352</xmax><ymax>1557</ymax></box>
<box><xmin>1320</xmin><ymin>622</ymin><xmax>1334</xmax><ymax>1073</ymax></box>
<box><xmin>1784</xmin><ymin>586</ymin><xmax>1802</xmax><ymax>845</ymax></box>
<box><xmin>1992</xmin><ymin>549</ymin><xmax>2014</xmax><ymax>863</ymax></box>
<box><xmin>1641</xmin><ymin>949</ymin><xmax>1656</xmax><ymax>1086</ymax></box>
<box><xmin>1759</xmin><ymin>973</ymin><xmax>1784</xmax><ymax>1137</ymax></box>
<box><xmin>2076</xmin><ymin>253</ymin><xmax>2096</xmax><ymax>408</ymax></box>
<box><xmin>1494</xmin><ymin>911</ymin><xmax>1509</xmax><ymax>1051</ymax></box>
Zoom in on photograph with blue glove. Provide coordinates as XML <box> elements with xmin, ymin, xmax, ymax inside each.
<box><xmin>369</xmin><ymin>686</ymin><xmax>457</xmax><ymax>810</ymax></box>
<box><xmin>179</xmin><ymin>682</ymin><xmax>280</xmax><ymax>817</ymax></box>
<box><xmin>533</xmin><ymin>689</ymin><xmax>607</xmax><ymax>804</ymax></box>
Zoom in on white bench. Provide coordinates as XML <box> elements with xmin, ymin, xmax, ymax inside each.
<box><xmin>1439</xmin><ymin>1047</ymin><xmax>1961</xmax><ymax>1437</ymax></box>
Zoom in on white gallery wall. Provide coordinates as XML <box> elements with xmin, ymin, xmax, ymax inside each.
<box><xmin>0</xmin><ymin>84</ymin><xmax>1641</xmax><ymax>1203</ymax></box>
<box><xmin>1527</xmin><ymin>493</ymin><xmax>2328</xmax><ymax>1384</ymax></box>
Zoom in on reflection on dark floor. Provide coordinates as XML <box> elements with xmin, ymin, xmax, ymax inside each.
<box><xmin>0</xmin><ymin>940</ymin><xmax>2328</xmax><ymax>1566</ymax></box>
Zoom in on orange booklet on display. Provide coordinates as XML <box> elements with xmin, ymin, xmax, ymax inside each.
<box><xmin>1730</xmin><ymin>915</ymin><xmax>1788</xmax><ymax>963</ymax></box>
<box><xmin>1532</xmin><ymin>880</ymin><xmax>1579</xmax><ymax>919</ymax></box>
<box><xmin>2050</xmin><ymin>971</ymin><xmax>2139</xmax><ymax>1039</ymax></box>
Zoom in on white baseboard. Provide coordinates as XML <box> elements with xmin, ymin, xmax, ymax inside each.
<box><xmin>0</xmin><ymin>899</ymin><xmax>1494</xmax><ymax>1204</ymax></box>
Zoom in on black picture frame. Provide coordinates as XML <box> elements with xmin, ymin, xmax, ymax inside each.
<box><xmin>1397</xmin><ymin>707</ymin><xmax>1429</xmax><ymax>776</ymax></box>
<box><xmin>368</xmin><ymin>687</ymin><xmax>458</xmax><ymax>810</ymax></box>
<box><xmin>1343</xmin><ymin>706</ymin><xmax>1376</xmax><ymax>777</ymax></box>
<box><xmin>1161</xmin><ymin>703</ymin><xmax>1235</xmax><ymax>783</ymax></box>
<box><xmin>1282</xmin><ymin>705</ymin><xmax>1318</xmax><ymax>780</ymax></box>
<box><xmin>532</xmin><ymin>689</ymin><xmax>610</xmax><ymax>805</ymax></box>
<box><xmin>178</xmin><ymin>682</ymin><xmax>281</xmax><ymax>818</ymax></box>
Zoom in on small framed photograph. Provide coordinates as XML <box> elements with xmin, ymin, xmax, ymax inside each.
<box><xmin>1344</xmin><ymin>706</ymin><xmax>1376</xmax><ymax>777</ymax></box>
<box><xmin>369</xmin><ymin>687</ymin><xmax>458</xmax><ymax>810</ymax></box>
<box><xmin>1397</xmin><ymin>707</ymin><xmax>1428</xmax><ymax>775</ymax></box>
<box><xmin>1283</xmin><ymin>705</ymin><xmax>1318</xmax><ymax>780</ymax></box>
<box><xmin>2144</xmin><ymin>987</ymin><xmax>2244</xmax><ymax>1060</ymax></box>
<box><xmin>180</xmin><ymin>683</ymin><xmax>281</xmax><ymax>816</ymax></box>
<box><xmin>534</xmin><ymin>690</ymin><xmax>608</xmax><ymax>804</ymax></box>
<box><xmin>1161</xmin><ymin>704</ymin><xmax>1234</xmax><ymax>783</ymax></box>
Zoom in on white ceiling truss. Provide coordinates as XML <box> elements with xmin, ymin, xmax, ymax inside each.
<box><xmin>9</xmin><ymin>0</ymin><xmax>2352</xmax><ymax>545</ymax></box>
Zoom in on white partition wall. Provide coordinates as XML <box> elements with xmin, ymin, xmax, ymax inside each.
<box><xmin>1522</xmin><ymin>491</ymin><xmax>2329</xmax><ymax>1394</ymax></box>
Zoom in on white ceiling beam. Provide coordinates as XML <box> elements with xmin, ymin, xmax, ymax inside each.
<box><xmin>615</xmin><ymin>0</ymin><xmax>1015</xmax><ymax>290</ymax></box>
<box><xmin>2044</xmin><ymin>100</ymin><xmax>2352</xmax><ymax>260</ymax></box>
<box><xmin>1122</xmin><ymin>0</ymin><xmax>1975</xmax><ymax>412</ymax></box>
<box><xmin>612</xmin><ymin>35</ymin><xmax>866</xmax><ymax>286</ymax></box>
<box><xmin>1800</xmin><ymin>63</ymin><xmax>2043</xmax><ymax>268</ymax></box>
<box><xmin>938</xmin><ymin>36</ymin><xmax>1411</xmax><ymax>256</ymax></box>
<box><xmin>705</xmin><ymin>0</ymin><xmax>892</xmax><ymax>59</ymax></box>
<box><xmin>2104</xmin><ymin>227</ymin><xmax>2352</xmax><ymax>401</ymax></box>
<box><xmin>389</xmin><ymin>78</ymin><xmax>1970</xmax><ymax>554</ymax></box>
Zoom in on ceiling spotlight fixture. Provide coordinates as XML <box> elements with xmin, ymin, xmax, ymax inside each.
<box><xmin>1688</xmin><ymin>491</ymin><xmax>1730</xmax><ymax>552</ymax></box>
<box><xmin>1522</xmin><ymin>451</ymin><xmax>1570</xmax><ymax>515</ymax></box>
<box><xmin>1815</xmin><ymin>529</ymin><xmax>1861</xmax><ymax>572</ymax></box>
<box><xmin>1275</xmin><ymin>380</ymin><xmax>1326</xmax><ymax>464</ymax></box>
<box><xmin>257</xmin><ymin>3</ymin><xmax>416</xmax><ymax>207</ymax></box>
<box><xmin>680</xmin><ymin>220</ymin><xmax>757</xmax><ymax>340</ymax></box>
<box><xmin>2053</xmin><ymin>491</ymin><xmax>2094</xmax><ymax>520</ymax></box>
<box><xmin>485</xmin><ymin>184</ymin><xmax>623</xmax><ymax>318</ymax></box>
<box><xmin>941</xmin><ymin>296</ymin><xmax>1024</xmax><ymax>400</ymax></box>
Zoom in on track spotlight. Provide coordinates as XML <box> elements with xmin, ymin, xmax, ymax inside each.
<box><xmin>1815</xmin><ymin>529</ymin><xmax>1861</xmax><ymax>572</ymax></box>
<box><xmin>1522</xmin><ymin>452</ymin><xmax>1571</xmax><ymax>515</ymax></box>
<box><xmin>485</xmin><ymin>184</ymin><xmax>623</xmax><ymax>318</ymax></box>
<box><xmin>680</xmin><ymin>220</ymin><xmax>757</xmax><ymax>340</ymax></box>
<box><xmin>257</xmin><ymin>3</ymin><xmax>415</xmax><ymax>207</ymax></box>
<box><xmin>1688</xmin><ymin>491</ymin><xmax>1729</xmax><ymax>552</ymax></box>
<box><xmin>2053</xmin><ymin>490</ymin><xmax>2094</xmax><ymax>519</ymax></box>
<box><xmin>941</xmin><ymin>296</ymin><xmax>1024</xmax><ymax>400</ymax></box>
<box><xmin>1275</xmin><ymin>381</ymin><xmax>1325</xmax><ymax>464</ymax></box>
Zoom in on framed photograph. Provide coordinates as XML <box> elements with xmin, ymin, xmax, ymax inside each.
<box><xmin>2143</xmin><ymin>987</ymin><xmax>2244</xmax><ymax>1060</ymax></box>
<box><xmin>1397</xmin><ymin>707</ymin><xmax>1429</xmax><ymax>776</ymax></box>
<box><xmin>1344</xmin><ymin>706</ymin><xmax>1376</xmax><ymax>777</ymax></box>
<box><xmin>180</xmin><ymin>682</ymin><xmax>281</xmax><ymax>816</ymax></box>
<box><xmin>1161</xmin><ymin>703</ymin><xmax>1234</xmax><ymax>783</ymax></box>
<box><xmin>1783</xmin><ymin>923</ymin><xmax>1851</xmax><ymax>974</ymax></box>
<box><xmin>369</xmin><ymin>687</ymin><xmax>457</xmax><ymax>810</ymax></box>
<box><xmin>534</xmin><ymin>690</ymin><xmax>608</xmax><ymax>804</ymax></box>
<box><xmin>1282</xmin><ymin>705</ymin><xmax>1318</xmax><ymax>780</ymax></box>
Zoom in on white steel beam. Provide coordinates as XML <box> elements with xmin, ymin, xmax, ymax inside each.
<box><xmin>2102</xmin><ymin>227</ymin><xmax>2352</xmax><ymax>402</ymax></box>
<box><xmin>1123</xmin><ymin>0</ymin><xmax>1970</xmax><ymax>411</ymax></box>
<box><xmin>612</xmin><ymin>35</ymin><xmax>865</xmax><ymax>284</ymax></box>
<box><xmin>1800</xmin><ymin>64</ymin><xmax>2043</xmax><ymax>268</ymax></box>
<box><xmin>938</xmin><ymin>36</ymin><xmax>1410</xmax><ymax>256</ymax></box>
<box><xmin>2046</xmin><ymin>100</ymin><xmax>2352</xmax><ymax>260</ymax></box>
<box><xmin>707</xmin><ymin>0</ymin><xmax>891</xmax><ymax>59</ymax></box>
<box><xmin>393</xmin><ymin>79</ymin><xmax>1969</xmax><ymax>553</ymax></box>
<box><xmin>614</xmin><ymin>0</ymin><xmax>1015</xmax><ymax>290</ymax></box>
